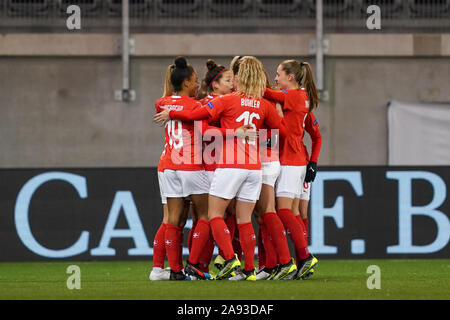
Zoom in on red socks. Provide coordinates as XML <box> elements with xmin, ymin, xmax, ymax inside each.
<box><xmin>165</xmin><ymin>224</ymin><xmax>183</xmax><ymax>273</ymax></box>
<box><xmin>277</xmin><ymin>208</ymin><xmax>309</xmax><ymax>260</ymax></box>
<box><xmin>188</xmin><ymin>219</ymin><xmax>198</xmax><ymax>253</ymax></box>
<box><xmin>188</xmin><ymin>219</ymin><xmax>211</xmax><ymax>265</ymax></box>
<box><xmin>259</xmin><ymin>221</ymin><xmax>278</xmax><ymax>269</ymax></box>
<box><xmin>153</xmin><ymin>222</ymin><xmax>166</xmax><ymax>269</ymax></box>
<box><xmin>295</xmin><ymin>215</ymin><xmax>309</xmax><ymax>240</ymax></box>
<box><xmin>303</xmin><ymin>218</ymin><xmax>309</xmax><ymax>239</ymax></box>
<box><xmin>257</xmin><ymin>222</ymin><xmax>266</xmax><ymax>269</ymax></box>
<box><xmin>238</xmin><ymin>222</ymin><xmax>256</xmax><ymax>271</ymax></box>
<box><xmin>210</xmin><ymin>217</ymin><xmax>235</xmax><ymax>260</ymax></box>
<box><xmin>262</xmin><ymin>212</ymin><xmax>291</xmax><ymax>265</ymax></box>
<box><xmin>198</xmin><ymin>232</ymin><xmax>214</xmax><ymax>273</ymax></box>
<box><xmin>219</xmin><ymin>213</ymin><xmax>237</xmax><ymax>259</ymax></box>
<box><xmin>232</xmin><ymin>228</ymin><xmax>242</xmax><ymax>261</ymax></box>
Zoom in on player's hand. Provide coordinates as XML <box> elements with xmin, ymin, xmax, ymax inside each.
<box><xmin>153</xmin><ymin>108</ymin><xmax>171</xmax><ymax>126</ymax></box>
<box><xmin>304</xmin><ymin>161</ymin><xmax>317</xmax><ymax>183</ymax></box>
<box><xmin>235</xmin><ymin>125</ymin><xmax>258</xmax><ymax>142</ymax></box>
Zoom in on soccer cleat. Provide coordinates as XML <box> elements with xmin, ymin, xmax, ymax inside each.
<box><xmin>185</xmin><ymin>261</ymin><xmax>212</xmax><ymax>280</ymax></box>
<box><xmin>229</xmin><ymin>268</ymin><xmax>257</xmax><ymax>281</ymax></box>
<box><xmin>267</xmin><ymin>265</ymin><xmax>280</xmax><ymax>280</ymax></box>
<box><xmin>256</xmin><ymin>268</ymin><xmax>270</xmax><ymax>280</ymax></box>
<box><xmin>301</xmin><ymin>257</ymin><xmax>318</xmax><ymax>280</ymax></box>
<box><xmin>296</xmin><ymin>254</ymin><xmax>318</xmax><ymax>280</ymax></box>
<box><xmin>149</xmin><ymin>267</ymin><xmax>170</xmax><ymax>281</ymax></box>
<box><xmin>169</xmin><ymin>270</ymin><xmax>191</xmax><ymax>281</ymax></box>
<box><xmin>272</xmin><ymin>258</ymin><xmax>298</xmax><ymax>280</ymax></box>
<box><xmin>256</xmin><ymin>267</ymin><xmax>277</xmax><ymax>280</ymax></box>
<box><xmin>215</xmin><ymin>254</ymin><xmax>241</xmax><ymax>280</ymax></box>
<box><xmin>213</xmin><ymin>255</ymin><xmax>225</xmax><ymax>271</ymax></box>
<box><xmin>302</xmin><ymin>267</ymin><xmax>315</xmax><ymax>280</ymax></box>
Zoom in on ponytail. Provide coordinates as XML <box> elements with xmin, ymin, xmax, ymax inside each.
<box><xmin>163</xmin><ymin>64</ymin><xmax>175</xmax><ymax>97</ymax></box>
<box><xmin>300</xmin><ymin>62</ymin><xmax>319</xmax><ymax>112</ymax></box>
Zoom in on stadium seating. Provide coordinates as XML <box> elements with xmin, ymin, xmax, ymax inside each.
<box><xmin>408</xmin><ymin>0</ymin><xmax>450</xmax><ymax>18</ymax></box>
<box><xmin>156</xmin><ymin>0</ymin><xmax>202</xmax><ymax>17</ymax></box>
<box><xmin>0</xmin><ymin>0</ymin><xmax>448</xmax><ymax>32</ymax></box>
<box><xmin>56</xmin><ymin>0</ymin><xmax>103</xmax><ymax>18</ymax></box>
<box><xmin>206</xmin><ymin>0</ymin><xmax>253</xmax><ymax>17</ymax></box>
<box><xmin>357</xmin><ymin>0</ymin><xmax>404</xmax><ymax>18</ymax></box>
<box><xmin>106</xmin><ymin>0</ymin><xmax>154</xmax><ymax>18</ymax></box>
<box><xmin>255</xmin><ymin>0</ymin><xmax>304</xmax><ymax>17</ymax></box>
<box><xmin>6</xmin><ymin>0</ymin><xmax>52</xmax><ymax>17</ymax></box>
<box><xmin>306</xmin><ymin>0</ymin><xmax>354</xmax><ymax>18</ymax></box>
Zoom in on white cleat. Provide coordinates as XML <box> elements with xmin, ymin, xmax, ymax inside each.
<box><xmin>228</xmin><ymin>269</ymin><xmax>246</xmax><ymax>281</ymax></box>
<box><xmin>228</xmin><ymin>268</ymin><xmax>257</xmax><ymax>281</ymax></box>
<box><xmin>256</xmin><ymin>269</ymin><xmax>272</xmax><ymax>280</ymax></box>
<box><xmin>149</xmin><ymin>267</ymin><xmax>170</xmax><ymax>281</ymax></box>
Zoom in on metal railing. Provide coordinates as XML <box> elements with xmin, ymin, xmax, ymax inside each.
<box><xmin>0</xmin><ymin>0</ymin><xmax>449</xmax><ymax>33</ymax></box>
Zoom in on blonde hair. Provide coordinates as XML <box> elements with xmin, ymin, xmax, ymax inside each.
<box><xmin>162</xmin><ymin>64</ymin><xmax>174</xmax><ymax>97</ymax></box>
<box><xmin>281</xmin><ymin>60</ymin><xmax>319</xmax><ymax>112</ymax></box>
<box><xmin>237</xmin><ymin>56</ymin><xmax>266</xmax><ymax>99</ymax></box>
<box><xmin>262</xmin><ymin>68</ymin><xmax>273</xmax><ymax>89</ymax></box>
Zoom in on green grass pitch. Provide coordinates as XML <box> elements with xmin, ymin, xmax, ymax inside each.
<box><xmin>0</xmin><ymin>259</ymin><xmax>449</xmax><ymax>300</ymax></box>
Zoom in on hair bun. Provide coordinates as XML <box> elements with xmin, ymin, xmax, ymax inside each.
<box><xmin>206</xmin><ymin>59</ymin><xmax>217</xmax><ymax>71</ymax></box>
<box><xmin>174</xmin><ymin>56</ymin><xmax>188</xmax><ymax>69</ymax></box>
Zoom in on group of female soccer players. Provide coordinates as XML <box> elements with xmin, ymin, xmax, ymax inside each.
<box><xmin>151</xmin><ymin>55</ymin><xmax>322</xmax><ymax>281</ymax></box>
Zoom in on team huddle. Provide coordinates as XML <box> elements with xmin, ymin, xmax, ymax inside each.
<box><xmin>151</xmin><ymin>55</ymin><xmax>322</xmax><ymax>281</ymax></box>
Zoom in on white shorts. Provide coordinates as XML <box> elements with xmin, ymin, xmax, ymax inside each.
<box><xmin>157</xmin><ymin>171</ymin><xmax>167</xmax><ymax>205</ymax></box>
<box><xmin>209</xmin><ymin>168</ymin><xmax>262</xmax><ymax>203</ymax></box>
<box><xmin>205</xmin><ymin>170</ymin><xmax>215</xmax><ymax>187</ymax></box>
<box><xmin>275</xmin><ymin>165</ymin><xmax>307</xmax><ymax>199</ymax></box>
<box><xmin>261</xmin><ymin>161</ymin><xmax>281</xmax><ymax>188</ymax></box>
<box><xmin>162</xmin><ymin>170</ymin><xmax>209</xmax><ymax>198</ymax></box>
<box><xmin>296</xmin><ymin>182</ymin><xmax>311</xmax><ymax>201</ymax></box>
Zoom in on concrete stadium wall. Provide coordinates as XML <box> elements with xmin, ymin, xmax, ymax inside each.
<box><xmin>1</xmin><ymin>34</ymin><xmax>449</xmax><ymax>167</ymax></box>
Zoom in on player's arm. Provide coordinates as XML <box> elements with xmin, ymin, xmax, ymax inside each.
<box><xmin>264</xmin><ymin>88</ymin><xmax>287</xmax><ymax>104</ymax></box>
<box><xmin>264</xmin><ymin>103</ymin><xmax>289</xmax><ymax>138</ymax></box>
<box><xmin>305</xmin><ymin>112</ymin><xmax>322</xmax><ymax>163</ymax></box>
<box><xmin>170</xmin><ymin>107</ymin><xmax>210</xmax><ymax>121</ymax></box>
<box><xmin>154</xmin><ymin>98</ymin><xmax>163</xmax><ymax>113</ymax></box>
<box><xmin>153</xmin><ymin>106</ymin><xmax>210</xmax><ymax>125</ymax></box>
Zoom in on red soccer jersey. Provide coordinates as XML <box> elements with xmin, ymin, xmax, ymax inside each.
<box><xmin>155</xmin><ymin>97</ymin><xmax>169</xmax><ymax>172</ymax></box>
<box><xmin>156</xmin><ymin>95</ymin><xmax>204</xmax><ymax>171</ymax></box>
<box><xmin>206</xmin><ymin>92</ymin><xmax>286</xmax><ymax>170</ymax></box>
<box><xmin>200</xmin><ymin>94</ymin><xmax>218</xmax><ymax>106</ymax></box>
<box><xmin>264</xmin><ymin>88</ymin><xmax>310</xmax><ymax>166</ymax></box>
<box><xmin>157</xmin><ymin>152</ymin><xmax>164</xmax><ymax>172</ymax></box>
<box><xmin>259</xmin><ymin>99</ymin><xmax>280</xmax><ymax>163</ymax></box>
<box><xmin>199</xmin><ymin>94</ymin><xmax>219</xmax><ymax>171</ymax></box>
